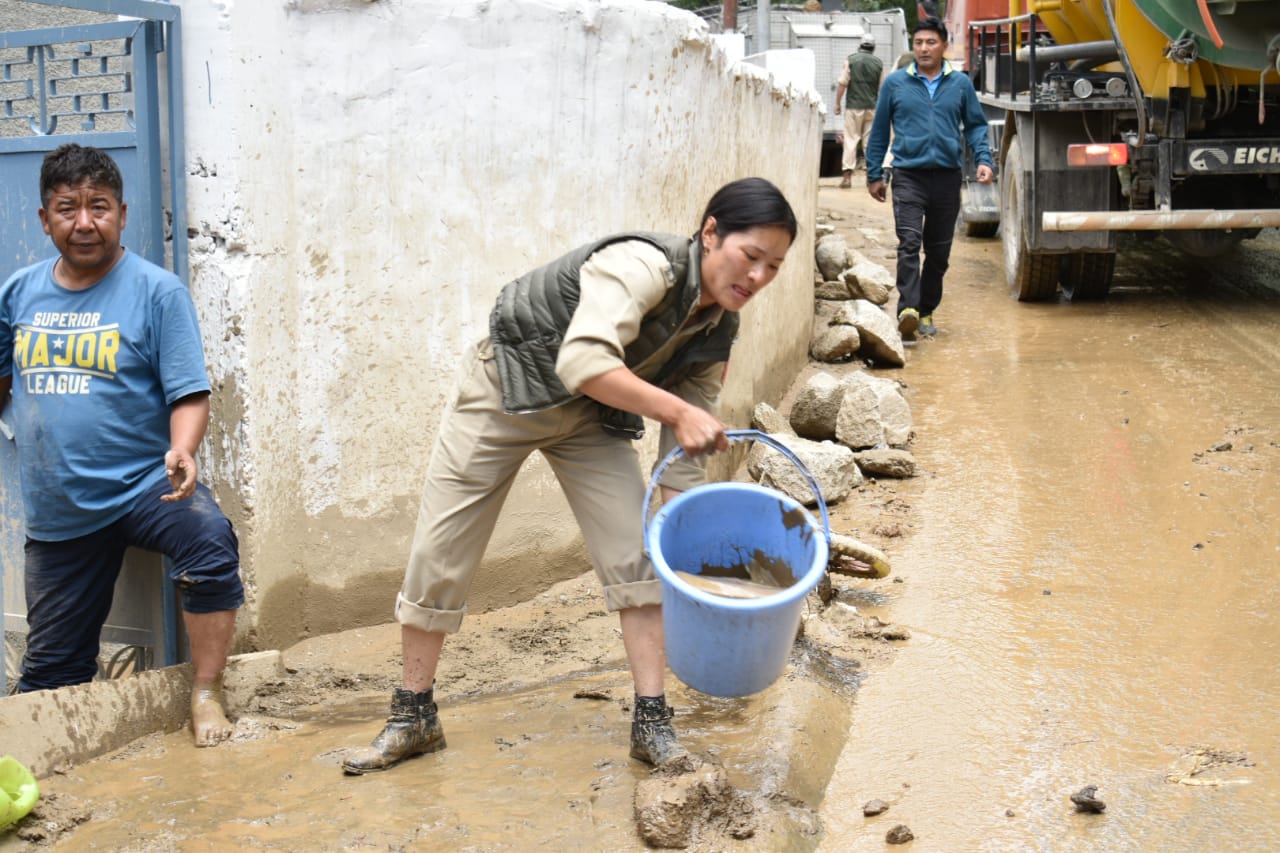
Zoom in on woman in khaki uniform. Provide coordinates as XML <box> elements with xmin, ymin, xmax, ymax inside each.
<box><xmin>344</xmin><ymin>178</ymin><xmax>797</xmax><ymax>775</ymax></box>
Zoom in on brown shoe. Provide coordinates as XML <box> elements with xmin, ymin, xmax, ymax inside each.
<box><xmin>342</xmin><ymin>687</ymin><xmax>446</xmax><ymax>774</ymax></box>
<box><xmin>839</xmin><ymin>170</ymin><xmax>853</xmax><ymax>189</ymax></box>
<box><xmin>630</xmin><ymin>695</ymin><xmax>689</xmax><ymax>766</ymax></box>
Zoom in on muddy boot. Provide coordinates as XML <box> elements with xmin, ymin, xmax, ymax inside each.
<box><xmin>342</xmin><ymin>687</ymin><xmax>446</xmax><ymax>775</ymax></box>
<box><xmin>630</xmin><ymin>694</ymin><xmax>689</xmax><ymax>766</ymax></box>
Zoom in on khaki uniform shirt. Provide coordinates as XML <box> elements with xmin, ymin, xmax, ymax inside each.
<box><xmin>558</xmin><ymin>240</ymin><xmax>726</xmax><ymax>491</ymax></box>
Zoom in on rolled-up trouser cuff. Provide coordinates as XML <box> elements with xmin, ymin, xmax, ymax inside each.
<box><xmin>602</xmin><ymin>578</ymin><xmax>663</xmax><ymax>612</ymax></box>
<box><xmin>395</xmin><ymin>592</ymin><xmax>466</xmax><ymax>634</ymax></box>
<box><xmin>182</xmin><ymin>579</ymin><xmax>244</xmax><ymax>614</ymax></box>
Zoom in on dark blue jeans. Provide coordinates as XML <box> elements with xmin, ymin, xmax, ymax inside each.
<box><xmin>890</xmin><ymin>167</ymin><xmax>963</xmax><ymax>317</ymax></box>
<box><xmin>18</xmin><ymin>479</ymin><xmax>242</xmax><ymax>692</ymax></box>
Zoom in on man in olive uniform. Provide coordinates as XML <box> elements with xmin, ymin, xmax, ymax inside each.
<box><xmin>835</xmin><ymin>33</ymin><xmax>884</xmax><ymax>188</ymax></box>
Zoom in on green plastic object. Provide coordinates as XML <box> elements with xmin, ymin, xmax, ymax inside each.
<box><xmin>0</xmin><ymin>755</ymin><xmax>39</xmax><ymax>831</ymax></box>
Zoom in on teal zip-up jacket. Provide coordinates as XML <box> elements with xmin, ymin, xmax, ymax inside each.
<box><xmin>865</xmin><ymin>60</ymin><xmax>992</xmax><ymax>183</ymax></box>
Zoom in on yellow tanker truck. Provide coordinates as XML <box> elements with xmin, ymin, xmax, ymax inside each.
<box><xmin>961</xmin><ymin>0</ymin><xmax>1280</xmax><ymax>299</ymax></box>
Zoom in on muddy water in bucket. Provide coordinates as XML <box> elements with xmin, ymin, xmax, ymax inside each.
<box><xmin>646</xmin><ymin>431</ymin><xmax>830</xmax><ymax>698</ymax></box>
<box><xmin>675</xmin><ymin>549</ymin><xmax>794</xmax><ymax>598</ymax></box>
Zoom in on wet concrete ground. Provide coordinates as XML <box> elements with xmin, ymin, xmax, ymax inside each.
<box><xmin>815</xmin><ymin>185</ymin><xmax>1280</xmax><ymax>850</ymax></box>
<box><xmin>6</xmin><ymin>568</ymin><xmax>881</xmax><ymax>851</ymax></box>
<box><xmin>12</xmin><ymin>671</ymin><xmax>850</xmax><ymax>851</ymax></box>
<box><xmin>7</xmin><ymin>183</ymin><xmax>1280</xmax><ymax>851</ymax></box>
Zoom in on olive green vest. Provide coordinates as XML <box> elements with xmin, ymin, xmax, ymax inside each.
<box><xmin>489</xmin><ymin>232</ymin><xmax>739</xmax><ymax>438</ymax></box>
<box><xmin>845</xmin><ymin>49</ymin><xmax>884</xmax><ymax>110</ymax></box>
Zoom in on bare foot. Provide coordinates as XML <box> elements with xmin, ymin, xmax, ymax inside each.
<box><xmin>190</xmin><ymin>679</ymin><xmax>233</xmax><ymax>747</ymax></box>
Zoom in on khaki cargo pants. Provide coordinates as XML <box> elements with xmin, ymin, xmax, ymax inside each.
<box><xmin>395</xmin><ymin>338</ymin><xmax>663</xmax><ymax>634</ymax></box>
<box><xmin>842</xmin><ymin>108</ymin><xmax>875</xmax><ymax>172</ymax></box>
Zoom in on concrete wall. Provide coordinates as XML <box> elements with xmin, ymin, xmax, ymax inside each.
<box><xmin>172</xmin><ymin>0</ymin><xmax>822</xmax><ymax>651</ymax></box>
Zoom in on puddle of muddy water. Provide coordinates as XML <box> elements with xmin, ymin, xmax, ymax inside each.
<box><xmin>20</xmin><ymin>668</ymin><xmax>851</xmax><ymax>851</ymax></box>
<box><xmin>817</xmin><ymin>215</ymin><xmax>1280</xmax><ymax>850</ymax></box>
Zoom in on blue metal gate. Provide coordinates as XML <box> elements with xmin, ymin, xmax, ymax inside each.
<box><xmin>1</xmin><ymin>1</ymin><xmax>190</xmax><ymax>694</ymax></box>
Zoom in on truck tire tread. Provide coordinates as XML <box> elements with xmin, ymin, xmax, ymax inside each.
<box><xmin>1002</xmin><ymin>143</ymin><xmax>1058</xmax><ymax>302</ymax></box>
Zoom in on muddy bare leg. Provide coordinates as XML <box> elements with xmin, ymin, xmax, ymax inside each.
<box><xmin>184</xmin><ymin>609</ymin><xmax>236</xmax><ymax>747</ymax></box>
<box><xmin>619</xmin><ymin>604</ymin><xmax>665</xmax><ymax>697</ymax></box>
<box><xmin>401</xmin><ymin>624</ymin><xmax>444</xmax><ymax>692</ymax></box>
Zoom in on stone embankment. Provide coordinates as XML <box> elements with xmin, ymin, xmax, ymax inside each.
<box><xmin>743</xmin><ymin>221</ymin><xmax>916</xmax><ymax>511</ymax></box>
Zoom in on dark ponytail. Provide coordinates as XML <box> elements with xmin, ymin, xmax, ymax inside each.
<box><xmin>699</xmin><ymin>177</ymin><xmax>797</xmax><ymax>243</ymax></box>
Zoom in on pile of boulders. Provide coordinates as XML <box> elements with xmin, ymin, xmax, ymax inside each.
<box><xmin>741</xmin><ymin>219</ymin><xmax>915</xmax><ymax>509</ymax></box>
<box><xmin>747</xmin><ymin>366</ymin><xmax>915</xmax><ymax>508</ymax></box>
<box><xmin>810</xmin><ymin>226</ymin><xmax>904</xmax><ymax>368</ymax></box>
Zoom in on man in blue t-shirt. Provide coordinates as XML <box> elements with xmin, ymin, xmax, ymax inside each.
<box><xmin>0</xmin><ymin>144</ymin><xmax>243</xmax><ymax>747</ymax></box>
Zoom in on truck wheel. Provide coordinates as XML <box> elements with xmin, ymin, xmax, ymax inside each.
<box><xmin>1001</xmin><ymin>143</ymin><xmax>1057</xmax><ymax>301</ymax></box>
<box><xmin>1061</xmin><ymin>252</ymin><xmax>1115</xmax><ymax>301</ymax></box>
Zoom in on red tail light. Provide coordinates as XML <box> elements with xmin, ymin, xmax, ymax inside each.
<box><xmin>1067</xmin><ymin>143</ymin><xmax>1128</xmax><ymax>167</ymax></box>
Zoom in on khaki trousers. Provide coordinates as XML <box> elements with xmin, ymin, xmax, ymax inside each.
<box><xmin>395</xmin><ymin>338</ymin><xmax>663</xmax><ymax>634</ymax></box>
<box><xmin>842</xmin><ymin>108</ymin><xmax>875</xmax><ymax>172</ymax></box>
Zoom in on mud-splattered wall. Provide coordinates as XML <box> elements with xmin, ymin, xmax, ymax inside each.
<box><xmin>179</xmin><ymin>0</ymin><xmax>823</xmax><ymax>651</ymax></box>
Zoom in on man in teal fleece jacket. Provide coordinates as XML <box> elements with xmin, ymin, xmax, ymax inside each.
<box><xmin>865</xmin><ymin>17</ymin><xmax>994</xmax><ymax>340</ymax></box>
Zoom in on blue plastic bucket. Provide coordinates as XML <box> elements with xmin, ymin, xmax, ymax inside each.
<box><xmin>644</xmin><ymin>431</ymin><xmax>830</xmax><ymax>698</ymax></box>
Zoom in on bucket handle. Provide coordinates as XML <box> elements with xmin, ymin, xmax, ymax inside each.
<box><xmin>643</xmin><ymin>429</ymin><xmax>831</xmax><ymax>554</ymax></box>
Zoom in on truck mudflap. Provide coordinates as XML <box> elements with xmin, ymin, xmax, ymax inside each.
<box><xmin>1043</xmin><ymin>209</ymin><xmax>1280</xmax><ymax>231</ymax></box>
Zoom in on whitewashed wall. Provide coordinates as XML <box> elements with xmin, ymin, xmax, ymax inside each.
<box><xmin>179</xmin><ymin>0</ymin><xmax>823</xmax><ymax>650</ymax></box>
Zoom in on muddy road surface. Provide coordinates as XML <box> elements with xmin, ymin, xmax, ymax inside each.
<box><xmin>815</xmin><ymin>185</ymin><xmax>1280</xmax><ymax>851</ymax></box>
<box><xmin>7</xmin><ymin>182</ymin><xmax>1280</xmax><ymax>851</ymax></box>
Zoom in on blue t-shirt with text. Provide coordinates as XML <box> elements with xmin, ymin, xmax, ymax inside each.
<box><xmin>0</xmin><ymin>251</ymin><xmax>211</xmax><ymax>540</ymax></box>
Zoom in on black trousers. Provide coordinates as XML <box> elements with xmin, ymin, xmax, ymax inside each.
<box><xmin>890</xmin><ymin>167</ymin><xmax>963</xmax><ymax>316</ymax></box>
<box><xmin>19</xmin><ymin>479</ymin><xmax>242</xmax><ymax>691</ymax></box>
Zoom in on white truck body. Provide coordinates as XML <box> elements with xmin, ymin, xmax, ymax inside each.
<box><xmin>739</xmin><ymin>9</ymin><xmax>910</xmax><ymax>141</ymax></box>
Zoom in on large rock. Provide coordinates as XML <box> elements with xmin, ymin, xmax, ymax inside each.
<box><xmin>634</xmin><ymin>683</ymin><xmax>839</xmax><ymax>846</ymax></box>
<box><xmin>814</xmin><ymin>233</ymin><xmax>850</xmax><ymax>282</ymax></box>
<box><xmin>815</xmin><ymin>279</ymin><xmax>856</xmax><ymax>300</ymax></box>
<box><xmin>841</xmin><ymin>254</ymin><xmax>893</xmax><ymax>305</ymax></box>
<box><xmin>750</xmin><ymin>401</ymin><xmax>794</xmax><ymax>436</ymax></box>
<box><xmin>634</xmin><ymin>762</ymin><xmax>742</xmax><ymax>848</ymax></box>
<box><xmin>810</xmin><ymin>302</ymin><xmax>860</xmax><ymax>362</ymax></box>
<box><xmin>634</xmin><ymin>772</ymin><xmax>700</xmax><ymax>849</ymax></box>
<box><xmin>852</xmin><ymin>447</ymin><xmax>917</xmax><ymax>478</ymax></box>
<box><xmin>848</xmin><ymin>300</ymin><xmax>905</xmax><ymax>367</ymax></box>
<box><xmin>835</xmin><ymin>372</ymin><xmax>913</xmax><ymax>450</ymax></box>
<box><xmin>847</xmin><ymin>372</ymin><xmax>913</xmax><ymax>447</ymax></box>
<box><xmin>746</xmin><ymin>432</ymin><xmax>862</xmax><ymax>506</ymax></box>
<box><xmin>834</xmin><ymin>380</ymin><xmax>883</xmax><ymax>449</ymax></box>
<box><xmin>789</xmin><ymin>372</ymin><xmax>844</xmax><ymax>440</ymax></box>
